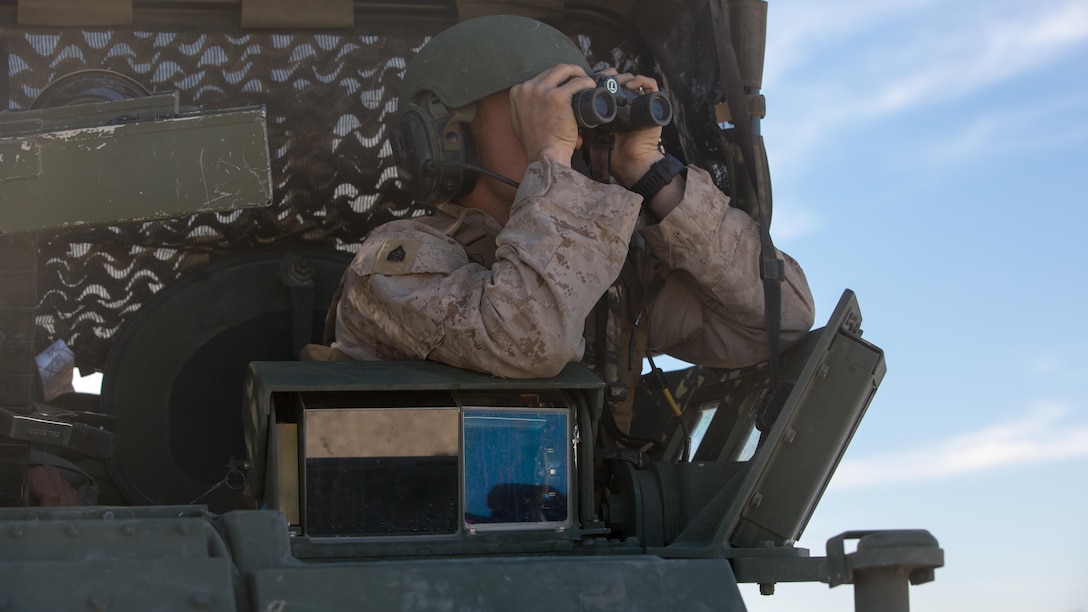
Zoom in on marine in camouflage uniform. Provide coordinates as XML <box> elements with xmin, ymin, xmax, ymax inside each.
<box><xmin>329</xmin><ymin>16</ymin><xmax>815</xmax><ymax>434</ymax></box>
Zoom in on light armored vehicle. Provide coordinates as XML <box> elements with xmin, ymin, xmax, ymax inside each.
<box><xmin>0</xmin><ymin>1</ymin><xmax>942</xmax><ymax>609</ymax></box>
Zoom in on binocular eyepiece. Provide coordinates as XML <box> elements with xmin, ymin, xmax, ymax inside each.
<box><xmin>571</xmin><ymin>74</ymin><xmax>673</xmax><ymax>131</ymax></box>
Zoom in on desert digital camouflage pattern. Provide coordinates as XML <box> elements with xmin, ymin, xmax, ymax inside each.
<box><xmin>335</xmin><ymin>159</ymin><xmax>813</xmax><ymax>373</ymax></box>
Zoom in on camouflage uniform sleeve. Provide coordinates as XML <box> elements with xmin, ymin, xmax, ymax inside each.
<box><xmin>335</xmin><ymin>158</ymin><xmax>642</xmax><ymax>378</ymax></box>
<box><xmin>638</xmin><ymin>165</ymin><xmax>816</xmax><ymax>368</ymax></box>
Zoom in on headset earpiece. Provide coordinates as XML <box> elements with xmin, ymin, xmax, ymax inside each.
<box><xmin>392</xmin><ymin>95</ymin><xmax>477</xmax><ymax>205</ymax></box>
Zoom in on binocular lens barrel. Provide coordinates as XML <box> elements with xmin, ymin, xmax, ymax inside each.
<box><xmin>614</xmin><ymin>91</ymin><xmax>673</xmax><ymax>130</ymax></box>
<box><xmin>571</xmin><ymin>88</ymin><xmax>617</xmax><ymax>129</ymax></box>
<box><xmin>571</xmin><ymin>79</ymin><xmax>672</xmax><ymax>131</ymax></box>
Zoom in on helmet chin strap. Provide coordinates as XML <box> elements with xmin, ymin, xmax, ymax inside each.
<box><xmin>580</xmin><ymin>130</ymin><xmax>615</xmax><ymax>183</ymax></box>
<box><xmin>424</xmin><ymin>159</ymin><xmax>520</xmax><ymax>190</ymax></box>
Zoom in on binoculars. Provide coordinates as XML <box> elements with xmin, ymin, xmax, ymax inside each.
<box><xmin>571</xmin><ymin>74</ymin><xmax>673</xmax><ymax>131</ymax></box>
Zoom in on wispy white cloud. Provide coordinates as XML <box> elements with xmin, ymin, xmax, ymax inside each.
<box><xmin>770</xmin><ymin>206</ymin><xmax>822</xmax><ymax>242</ymax></box>
<box><xmin>1029</xmin><ymin>355</ymin><xmax>1063</xmax><ymax>376</ymax></box>
<box><xmin>763</xmin><ymin>0</ymin><xmax>941</xmax><ymax>89</ymax></box>
<box><xmin>866</xmin><ymin>2</ymin><xmax>1088</xmax><ymax>117</ymax></box>
<box><xmin>929</xmin><ymin>90</ymin><xmax>1088</xmax><ymax>162</ymax></box>
<box><xmin>764</xmin><ymin>1</ymin><xmax>1088</xmax><ymax>168</ymax></box>
<box><xmin>830</xmin><ymin>401</ymin><xmax>1088</xmax><ymax>490</ymax></box>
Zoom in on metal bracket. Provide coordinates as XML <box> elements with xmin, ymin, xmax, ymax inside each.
<box><xmin>826</xmin><ymin>529</ymin><xmax>943</xmax><ymax>587</ymax></box>
<box><xmin>726</xmin><ymin>542</ymin><xmax>826</xmax><ymax>586</ymax></box>
<box><xmin>826</xmin><ymin>530</ymin><xmax>944</xmax><ymax>612</ymax></box>
<box><xmin>714</xmin><ymin>94</ymin><xmax>767</xmax><ymax>123</ymax></box>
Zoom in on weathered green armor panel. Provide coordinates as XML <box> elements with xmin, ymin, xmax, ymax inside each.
<box><xmin>0</xmin><ymin>94</ymin><xmax>271</xmax><ymax>234</ymax></box>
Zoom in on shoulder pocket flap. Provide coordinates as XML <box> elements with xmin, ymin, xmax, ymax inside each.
<box><xmin>351</xmin><ymin>232</ymin><xmax>467</xmax><ymax>277</ymax></box>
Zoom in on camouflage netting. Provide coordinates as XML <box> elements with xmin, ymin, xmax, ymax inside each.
<box><xmin>2</xmin><ymin>13</ymin><xmax>646</xmax><ymax>373</ymax></box>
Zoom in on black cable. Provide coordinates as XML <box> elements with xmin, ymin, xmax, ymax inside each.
<box><xmin>601</xmin><ymin>397</ymin><xmax>664</xmax><ymax>455</ymax></box>
<box><xmin>425</xmin><ymin>159</ymin><xmax>521</xmax><ymax>189</ymax></box>
<box><xmin>645</xmin><ymin>353</ymin><xmax>691</xmax><ymax>462</ymax></box>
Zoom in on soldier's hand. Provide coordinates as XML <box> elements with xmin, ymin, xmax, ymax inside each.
<box><xmin>29</xmin><ymin>465</ymin><xmax>82</xmax><ymax>506</ymax></box>
<box><xmin>510</xmin><ymin>64</ymin><xmax>595</xmax><ymax>166</ymax></box>
<box><xmin>605</xmin><ymin>72</ymin><xmax>666</xmax><ymax>189</ymax></box>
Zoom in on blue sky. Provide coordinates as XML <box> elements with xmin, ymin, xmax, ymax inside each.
<box><xmin>728</xmin><ymin>1</ymin><xmax>1088</xmax><ymax>609</ymax></box>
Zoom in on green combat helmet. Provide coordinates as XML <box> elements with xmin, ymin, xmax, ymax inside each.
<box><xmin>392</xmin><ymin>15</ymin><xmax>592</xmax><ymax>204</ymax></box>
<box><xmin>398</xmin><ymin>15</ymin><xmax>592</xmax><ymax>111</ymax></box>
